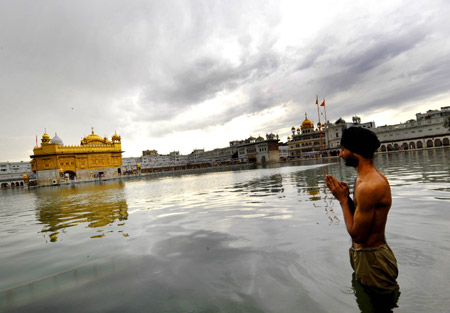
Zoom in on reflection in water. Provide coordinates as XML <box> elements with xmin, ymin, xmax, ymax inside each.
<box><xmin>352</xmin><ymin>273</ymin><xmax>400</xmax><ymax>313</ymax></box>
<box><xmin>35</xmin><ymin>181</ymin><xmax>128</xmax><ymax>242</ymax></box>
<box><xmin>291</xmin><ymin>166</ymin><xmax>340</xmax><ymax>224</ymax></box>
<box><xmin>377</xmin><ymin>148</ymin><xmax>450</xmax><ymax>185</ymax></box>
<box><xmin>6</xmin><ymin>230</ymin><xmax>328</xmax><ymax>313</ymax></box>
<box><xmin>229</xmin><ymin>173</ymin><xmax>284</xmax><ymax>198</ymax></box>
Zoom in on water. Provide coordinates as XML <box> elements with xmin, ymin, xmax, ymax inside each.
<box><xmin>0</xmin><ymin>148</ymin><xmax>449</xmax><ymax>312</ymax></box>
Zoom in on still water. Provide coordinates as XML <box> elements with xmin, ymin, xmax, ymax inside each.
<box><xmin>1</xmin><ymin>148</ymin><xmax>449</xmax><ymax>312</ymax></box>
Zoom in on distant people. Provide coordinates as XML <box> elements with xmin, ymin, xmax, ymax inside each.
<box><xmin>325</xmin><ymin>127</ymin><xmax>399</xmax><ymax>309</ymax></box>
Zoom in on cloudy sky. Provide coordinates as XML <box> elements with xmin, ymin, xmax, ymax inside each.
<box><xmin>1</xmin><ymin>0</ymin><xmax>449</xmax><ymax>161</ymax></box>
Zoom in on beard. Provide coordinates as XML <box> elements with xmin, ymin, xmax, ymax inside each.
<box><xmin>344</xmin><ymin>152</ymin><xmax>359</xmax><ymax>167</ymax></box>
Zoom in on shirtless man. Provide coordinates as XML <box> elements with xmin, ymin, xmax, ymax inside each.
<box><xmin>325</xmin><ymin>127</ymin><xmax>398</xmax><ymax>292</ymax></box>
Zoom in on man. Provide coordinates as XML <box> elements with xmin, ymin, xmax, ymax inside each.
<box><xmin>325</xmin><ymin>127</ymin><xmax>398</xmax><ymax>293</ymax></box>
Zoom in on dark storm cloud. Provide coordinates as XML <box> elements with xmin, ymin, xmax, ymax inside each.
<box><xmin>320</xmin><ymin>28</ymin><xmax>428</xmax><ymax>94</ymax></box>
<box><xmin>295</xmin><ymin>44</ymin><xmax>329</xmax><ymax>72</ymax></box>
<box><xmin>136</xmin><ymin>49</ymin><xmax>281</xmax><ymax>122</ymax></box>
<box><xmin>357</xmin><ymin>55</ymin><xmax>450</xmax><ymax>114</ymax></box>
<box><xmin>280</xmin><ymin>5</ymin><xmax>450</xmax><ymax>126</ymax></box>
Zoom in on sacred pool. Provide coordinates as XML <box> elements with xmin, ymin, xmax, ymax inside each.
<box><xmin>1</xmin><ymin>148</ymin><xmax>449</xmax><ymax>312</ymax></box>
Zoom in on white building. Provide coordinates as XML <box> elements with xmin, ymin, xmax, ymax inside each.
<box><xmin>122</xmin><ymin>132</ymin><xmax>280</xmax><ymax>172</ymax></box>
<box><xmin>324</xmin><ymin>116</ymin><xmax>376</xmax><ymax>152</ymax></box>
<box><xmin>374</xmin><ymin>106</ymin><xmax>450</xmax><ymax>151</ymax></box>
<box><xmin>231</xmin><ymin>134</ymin><xmax>280</xmax><ymax>163</ymax></box>
<box><xmin>278</xmin><ymin>144</ymin><xmax>289</xmax><ymax>161</ymax></box>
<box><xmin>0</xmin><ymin>161</ymin><xmax>34</xmax><ymax>188</ymax></box>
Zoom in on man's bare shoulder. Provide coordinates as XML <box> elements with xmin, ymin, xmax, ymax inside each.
<box><xmin>356</xmin><ymin>170</ymin><xmax>391</xmax><ymax>206</ymax></box>
<box><xmin>360</xmin><ymin>169</ymin><xmax>390</xmax><ymax>189</ymax></box>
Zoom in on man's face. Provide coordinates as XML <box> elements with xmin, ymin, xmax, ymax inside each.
<box><xmin>340</xmin><ymin>147</ymin><xmax>359</xmax><ymax>167</ymax></box>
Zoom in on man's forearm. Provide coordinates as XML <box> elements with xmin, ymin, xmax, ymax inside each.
<box><xmin>347</xmin><ymin>196</ymin><xmax>356</xmax><ymax>214</ymax></box>
<box><xmin>339</xmin><ymin>197</ymin><xmax>355</xmax><ymax>236</ymax></box>
<box><xmin>338</xmin><ymin>196</ymin><xmax>355</xmax><ymax>215</ymax></box>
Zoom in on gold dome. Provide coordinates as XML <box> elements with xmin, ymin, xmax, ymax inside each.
<box><xmin>81</xmin><ymin>128</ymin><xmax>105</xmax><ymax>145</ymax></box>
<box><xmin>41</xmin><ymin>131</ymin><xmax>51</xmax><ymax>145</ymax></box>
<box><xmin>85</xmin><ymin>130</ymin><xmax>103</xmax><ymax>141</ymax></box>
<box><xmin>112</xmin><ymin>131</ymin><xmax>121</xmax><ymax>142</ymax></box>
<box><xmin>301</xmin><ymin>113</ymin><xmax>314</xmax><ymax>130</ymax></box>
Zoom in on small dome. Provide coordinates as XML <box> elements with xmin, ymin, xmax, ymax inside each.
<box><xmin>41</xmin><ymin>131</ymin><xmax>51</xmax><ymax>145</ymax></box>
<box><xmin>112</xmin><ymin>131</ymin><xmax>121</xmax><ymax>142</ymax></box>
<box><xmin>51</xmin><ymin>133</ymin><xmax>64</xmax><ymax>145</ymax></box>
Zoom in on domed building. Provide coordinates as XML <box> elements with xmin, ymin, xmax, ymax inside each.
<box><xmin>301</xmin><ymin>115</ymin><xmax>314</xmax><ymax>132</ymax></box>
<box><xmin>51</xmin><ymin>133</ymin><xmax>64</xmax><ymax>145</ymax></box>
<box><xmin>31</xmin><ymin>128</ymin><xmax>123</xmax><ymax>186</ymax></box>
<box><xmin>41</xmin><ymin>131</ymin><xmax>51</xmax><ymax>144</ymax></box>
<box><xmin>288</xmin><ymin>113</ymin><xmax>326</xmax><ymax>159</ymax></box>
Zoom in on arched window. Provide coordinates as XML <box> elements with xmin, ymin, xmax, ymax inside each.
<box><xmin>443</xmin><ymin>138</ymin><xmax>449</xmax><ymax>146</ymax></box>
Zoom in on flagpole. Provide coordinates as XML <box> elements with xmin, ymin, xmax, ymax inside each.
<box><xmin>316</xmin><ymin>96</ymin><xmax>324</xmax><ymax>153</ymax></box>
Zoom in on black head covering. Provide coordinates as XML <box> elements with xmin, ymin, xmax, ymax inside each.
<box><xmin>340</xmin><ymin>127</ymin><xmax>380</xmax><ymax>158</ymax></box>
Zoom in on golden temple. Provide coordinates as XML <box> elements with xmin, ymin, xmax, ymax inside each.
<box><xmin>31</xmin><ymin>129</ymin><xmax>123</xmax><ymax>185</ymax></box>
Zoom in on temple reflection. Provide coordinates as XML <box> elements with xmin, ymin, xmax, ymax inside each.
<box><xmin>35</xmin><ymin>181</ymin><xmax>128</xmax><ymax>242</ymax></box>
<box><xmin>291</xmin><ymin>165</ymin><xmax>340</xmax><ymax>224</ymax></box>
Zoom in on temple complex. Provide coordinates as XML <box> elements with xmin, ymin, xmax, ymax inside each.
<box><xmin>30</xmin><ymin>129</ymin><xmax>123</xmax><ymax>185</ymax></box>
<box><xmin>287</xmin><ymin>113</ymin><xmax>326</xmax><ymax>159</ymax></box>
